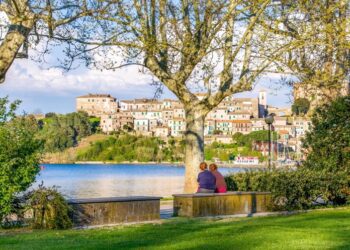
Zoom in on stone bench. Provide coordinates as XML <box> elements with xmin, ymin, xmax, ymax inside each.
<box><xmin>67</xmin><ymin>196</ymin><xmax>162</xmax><ymax>227</ymax></box>
<box><xmin>173</xmin><ymin>192</ymin><xmax>272</xmax><ymax>217</ymax></box>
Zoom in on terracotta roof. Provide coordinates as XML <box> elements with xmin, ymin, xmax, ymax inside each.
<box><xmin>163</xmin><ymin>99</ymin><xmax>178</xmax><ymax>102</ymax></box>
<box><xmin>77</xmin><ymin>94</ymin><xmax>114</xmax><ymax>98</ymax></box>
<box><xmin>231</xmin><ymin>120</ymin><xmax>252</xmax><ymax>123</ymax></box>
<box><xmin>132</xmin><ymin>110</ymin><xmax>161</xmax><ymax>113</ymax></box>
<box><xmin>171</xmin><ymin>118</ymin><xmax>186</xmax><ymax>121</ymax></box>
<box><xmin>232</xmin><ymin>98</ymin><xmax>257</xmax><ymax>102</ymax></box>
<box><xmin>227</xmin><ymin>112</ymin><xmax>251</xmax><ymax>115</ymax></box>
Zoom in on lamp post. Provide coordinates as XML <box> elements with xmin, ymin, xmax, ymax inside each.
<box><xmin>265</xmin><ymin>114</ymin><xmax>275</xmax><ymax>168</ymax></box>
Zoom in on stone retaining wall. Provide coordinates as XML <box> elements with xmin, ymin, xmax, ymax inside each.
<box><xmin>68</xmin><ymin>196</ymin><xmax>161</xmax><ymax>227</ymax></box>
<box><xmin>173</xmin><ymin>192</ymin><xmax>272</xmax><ymax>217</ymax></box>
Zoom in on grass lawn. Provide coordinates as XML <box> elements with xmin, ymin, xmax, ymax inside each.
<box><xmin>0</xmin><ymin>208</ymin><xmax>349</xmax><ymax>250</ymax></box>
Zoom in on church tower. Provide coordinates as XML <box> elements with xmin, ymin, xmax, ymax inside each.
<box><xmin>258</xmin><ymin>90</ymin><xmax>267</xmax><ymax>118</ymax></box>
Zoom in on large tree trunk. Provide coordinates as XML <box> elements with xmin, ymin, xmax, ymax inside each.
<box><xmin>0</xmin><ymin>18</ymin><xmax>34</xmax><ymax>83</ymax></box>
<box><xmin>183</xmin><ymin>107</ymin><xmax>206</xmax><ymax>193</ymax></box>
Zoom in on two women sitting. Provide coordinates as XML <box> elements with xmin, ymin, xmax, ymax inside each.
<box><xmin>197</xmin><ymin>162</ymin><xmax>227</xmax><ymax>193</ymax></box>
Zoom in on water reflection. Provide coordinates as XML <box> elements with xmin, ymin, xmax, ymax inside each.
<box><xmin>35</xmin><ymin>164</ymin><xmax>241</xmax><ymax>198</ymax></box>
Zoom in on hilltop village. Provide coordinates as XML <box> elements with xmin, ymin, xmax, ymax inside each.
<box><xmin>76</xmin><ymin>90</ymin><xmax>311</xmax><ymax>160</ymax></box>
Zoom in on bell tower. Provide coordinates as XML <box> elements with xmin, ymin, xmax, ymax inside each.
<box><xmin>258</xmin><ymin>90</ymin><xmax>267</xmax><ymax>118</ymax></box>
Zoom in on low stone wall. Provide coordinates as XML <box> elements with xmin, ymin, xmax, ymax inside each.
<box><xmin>173</xmin><ymin>192</ymin><xmax>272</xmax><ymax>217</ymax></box>
<box><xmin>68</xmin><ymin>196</ymin><xmax>161</xmax><ymax>227</ymax></box>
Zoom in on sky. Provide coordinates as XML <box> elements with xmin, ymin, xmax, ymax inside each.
<box><xmin>0</xmin><ymin>57</ymin><xmax>293</xmax><ymax>115</ymax></box>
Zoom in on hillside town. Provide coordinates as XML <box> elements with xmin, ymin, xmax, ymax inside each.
<box><xmin>76</xmin><ymin>89</ymin><xmax>312</xmax><ymax>160</ymax></box>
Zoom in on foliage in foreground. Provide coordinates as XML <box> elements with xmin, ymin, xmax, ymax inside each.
<box><xmin>303</xmin><ymin>96</ymin><xmax>350</xmax><ymax>174</ymax></box>
<box><xmin>0</xmin><ymin>97</ymin><xmax>43</xmax><ymax>222</ymax></box>
<box><xmin>303</xmin><ymin>96</ymin><xmax>350</xmax><ymax>203</ymax></box>
<box><xmin>225</xmin><ymin>168</ymin><xmax>349</xmax><ymax>210</ymax></box>
<box><xmin>28</xmin><ymin>185</ymin><xmax>72</xmax><ymax>230</ymax></box>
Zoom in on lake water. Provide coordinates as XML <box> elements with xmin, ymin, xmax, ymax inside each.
<box><xmin>35</xmin><ymin>164</ymin><xmax>244</xmax><ymax>198</ymax></box>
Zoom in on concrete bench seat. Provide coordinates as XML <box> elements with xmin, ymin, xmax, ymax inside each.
<box><xmin>173</xmin><ymin>192</ymin><xmax>271</xmax><ymax>217</ymax></box>
<box><xmin>67</xmin><ymin>196</ymin><xmax>162</xmax><ymax>227</ymax></box>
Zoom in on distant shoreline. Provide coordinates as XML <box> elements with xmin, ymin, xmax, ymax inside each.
<box><xmin>41</xmin><ymin>161</ymin><xmax>265</xmax><ymax>169</ymax></box>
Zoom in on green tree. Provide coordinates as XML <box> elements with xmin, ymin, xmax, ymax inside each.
<box><xmin>0</xmin><ymin>1</ymin><xmax>105</xmax><ymax>83</ymax></box>
<box><xmin>262</xmin><ymin>1</ymin><xmax>350</xmax><ymax>104</ymax></box>
<box><xmin>232</xmin><ymin>132</ymin><xmax>245</xmax><ymax>146</ymax></box>
<box><xmin>40</xmin><ymin>112</ymin><xmax>92</xmax><ymax>152</ymax></box>
<box><xmin>233</xmin><ymin>131</ymin><xmax>278</xmax><ymax>148</ymax></box>
<box><xmin>63</xmin><ymin>0</ymin><xmax>291</xmax><ymax>192</ymax></box>
<box><xmin>292</xmin><ymin>98</ymin><xmax>310</xmax><ymax>116</ymax></box>
<box><xmin>303</xmin><ymin>96</ymin><xmax>350</xmax><ymax>204</ymax></box>
<box><xmin>303</xmin><ymin>96</ymin><xmax>350</xmax><ymax>173</ymax></box>
<box><xmin>0</xmin><ymin>97</ymin><xmax>42</xmax><ymax>221</ymax></box>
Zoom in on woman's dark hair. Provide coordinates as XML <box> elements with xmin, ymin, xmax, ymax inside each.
<box><xmin>199</xmin><ymin>162</ymin><xmax>208</xmax><ymax>170</ymax></box>
<box><xmin>209</xmin><ymin>163</ymin><xmax>218</xmax><ymax>171</ymax></box>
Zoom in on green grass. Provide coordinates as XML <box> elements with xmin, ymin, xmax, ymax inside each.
<box><xmin>1</xmin><ymin>208</ymin><xmax>349</xmax><ymax>250</ymax></box>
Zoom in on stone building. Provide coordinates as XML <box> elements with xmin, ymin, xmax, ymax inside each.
<box><xmin>76</xmin><ymin>91</ymin><xmax>307</xmax><ymax>144</ymax></box>
<box><xmin>251</xmin><ymin>118</ymin><xmax>267</xmax><ymax>132</ymax></box>
<box><xmin>162</xmin><ymin>109</ymin><xmax>174</xmax><ymax>124</ymax></box>
<box><xmin>292</xmin><ymin>117</ymin><xmax>312</xmax><ymax>137</ymax></box>
<box><xmin>76</xmin><ymin>94</ymin><xmax>118</xmax><ymax>117</ymax></box>
<box><xmin>100</xmin><ymin>111</ymin><xmax>134</xmax><ymax>133</ymax></box>
<box><xmin>231</xmin><ymin>120</ymin><xmax>252</xmax><ymax>134</ymax></box>
<box><xmin>168</xmin><ymin>118</ymin><xmax>186</xmax><ymax>136</ymax></box>
<box><xmin>100</xmin><ymin>114</ymin><xmax>117</xmax><ymax>134</ymax></box>
<box><xmin>154</xmin><ymin>126</ymin><xmax>170</xmax><ymax>138</ymax></box>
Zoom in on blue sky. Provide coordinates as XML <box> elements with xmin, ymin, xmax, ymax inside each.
<box><xmin>1</xmin><ymin>58</ymin><xmax>292</xmax><ymax>114</ymax></box>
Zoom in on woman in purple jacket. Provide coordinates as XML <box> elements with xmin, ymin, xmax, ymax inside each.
<box><xmin>197</xmin><ymin>162</ymin><xmax>216</xmax><ymax>193</ymax></box>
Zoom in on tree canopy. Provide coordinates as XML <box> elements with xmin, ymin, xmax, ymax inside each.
<box><xmin>292</xmin><ymin>98</ymin><xmax>310</xmax><ymax>116</ymax></box>
<box><xmin>39</xmin><ymin>112</ymin><xmax>93</xmax><ymax>153</ymax></box>
<box><xmin>0</xmin><ymin>0</ymin><xmax>110</xmax><ymax>83</ymax></box>
<box><xmin>302</xmin><ymin>96</ymin><xmax>350</xmax><ymax>203</ymax></box>
<box><xmin>0</xmin><ymin>97</ymin><xmax>42</xmax><ymax>220</ymax></box>
<box><xmin>303</xmin><ymin>96</ymin><xmax>350</xmax><ymax>173</ymax></box>
<box><xmin>60</xmin><ymin>0</ymin><xmax>291</xmax><ymax>192</ymax></box>
<box><xmin>262</xmin><ymin>0</ymin><xmax>350</xmax><ymax>100</ymax></box>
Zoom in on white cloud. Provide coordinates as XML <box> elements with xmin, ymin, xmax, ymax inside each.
<box><xmin>3</xmin><ymin>59</ymin><xmax>153</xmax><ymax>96</ymax></box>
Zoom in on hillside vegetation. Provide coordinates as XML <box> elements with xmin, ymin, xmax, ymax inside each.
<box><xmin>42</xmin><ymin>123</ymin><xmax>275</xmax><ymax>164</ymax></box>
<box><xmin>42</xmin><ymin>134</ymin><xmax>110</xmax><ymax>163</ymax></box>
<box><xmin>76</xmin><ymin>133</ymin><xmax>185</xmax><ymax>163</ymax></box>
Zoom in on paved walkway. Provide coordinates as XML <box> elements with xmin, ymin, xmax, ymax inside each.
<box><xmin>160</xmin><ymin>201</ymin><xmax>174</xmax><ymax>219</ymax></box>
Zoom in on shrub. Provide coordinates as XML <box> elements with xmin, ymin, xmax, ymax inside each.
<box><xmin>302</xmin><ymin>96</ymin><xmax>350</xmax><ymax>204</ymax></box>
<box><xmin>28</xmin><ymin>185</ymin><xmax>72</xmax><ymax>229</ymax></box>
<box><xmin>225</xmin><ymin>167</ymin><xmax>349</xmax><ymax>211</ymax></box>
